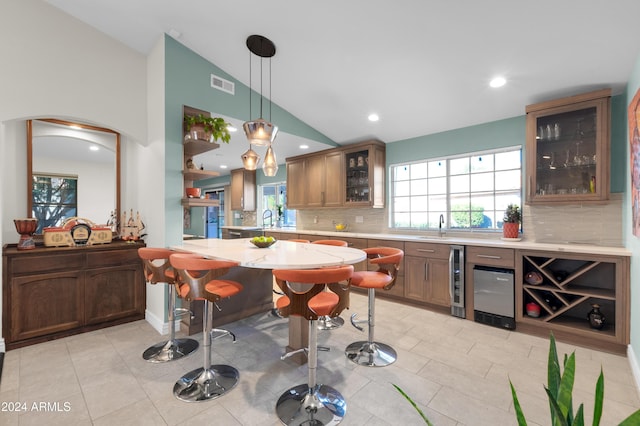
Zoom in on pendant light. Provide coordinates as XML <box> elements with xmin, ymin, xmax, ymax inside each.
<box><xmin>262</xmin><ymin>145</ymin><xmax>278</xmax><ymax>176</ymax></box>
<box><xmin>241</xmin><ymin>147</ymin><xmax>260</xmax><ymax>171</ymax></box>
<box><xmin>243</xmin><ymin>35</ymin><xmax>278</xmax><ymax>147</ymax></box>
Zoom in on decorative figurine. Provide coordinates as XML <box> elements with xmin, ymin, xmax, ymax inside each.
<box><xmin>587</xmin><ymin>304</ymin><xmax>605</xmax><ymax>330</ymax></box>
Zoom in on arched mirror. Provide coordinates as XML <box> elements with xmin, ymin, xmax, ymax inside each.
<box><xmin>27</xmin><ymin>119</ymin><xmax>121</xmax><ymax>234</ymax></box>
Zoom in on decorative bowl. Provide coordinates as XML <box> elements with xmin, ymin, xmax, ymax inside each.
<box><xmin>334</xmin><ymin>223</ymin><xmax>348</xmax><ymax>231</ymax></box>
<box><xmin>185</xmin><ymin>187</ymin><xmax>201</xmax><ymax>198</ymax></box>
<box><xmin>526</xmin><ymin>302</ymin><xmax>541</xmax><ymax>318</ymax></box>
<box><xmin>524</xmin><ymin>271</ymin><xmax>543</xmax><ymax>285</ymax></box>
<box><xmin>250</xmin><ymin>238</ymin><xmax>276</xmax><ymax>248</ymax></box>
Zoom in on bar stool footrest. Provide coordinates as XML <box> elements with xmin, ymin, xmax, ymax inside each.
<box><xmin>173</xmin><ymin>364</ymin><xmax>239</xmax><ymax>402</ymax></box>
<box><xmin>142</xmin><ymin>338</ymin><xmax>199</xmax><ymax>363</ymax></box>
<box><xmin>210</xmin><ymin>328</ymin><xmax>236</xmax><ymax>343</ymax></box>
<box><xmin>276</xmin><ymin>383</ymin><xmax>346</xmax><ymax>425</ymax></box>
<box><xmin>345</xmin><ymin>341</ymin><xmax>397</xmax><ymax>367</ymax></box>
<box><xmin>317</xmin><ymin>316</ymin><xmax>344</xmax><ymax>331</ymax></box>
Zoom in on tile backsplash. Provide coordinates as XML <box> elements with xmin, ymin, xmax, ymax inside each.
<box><xmin>293</xmin><ymin>193</ymin><xmax>623</xmax><ymax>247</ymax></box>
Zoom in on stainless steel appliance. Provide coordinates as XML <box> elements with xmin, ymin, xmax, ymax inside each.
<box><xmin>473</xmin><ymin>266</ymin><xmax>515</xmax><ymax>329</ymax></box>
<box><xmin>449</xmin><ymin>245</ymin><xmax>465</xmax><ymax>318</ymax></box>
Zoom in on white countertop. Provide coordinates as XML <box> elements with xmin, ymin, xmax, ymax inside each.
<box><xmin>259</xmin><ymin>227</ymin><xmax>631</xmax><ymax>257</ymax></box>
<box><xmin>172</xmin><ymin>238</ymin><xmax>367</xmax><ymax>269</ymax></box>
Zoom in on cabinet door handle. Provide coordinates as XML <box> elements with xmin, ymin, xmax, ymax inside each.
<box><xmin>369</xmin><ymin>187</ymin><xmax>372</xmax><ymax>202</ymax></box>
<box><xmin>240</xmin><ymin>196</ymin><xmax>244</xmax><ymax>208</ymax></box>
<box><xmin>321</xmin><ymin>192</ymin><xmax>325</xmax><ymax>205</ymax></box>
<box><xmin>416</xmin><ymin>249</ymin><xmax>435</xmax><ymax>253</ymax></box>
<box><xmin>477</xmin><ymin>254</ymin><xmax>501</xmax><ymax>259</ymax></box>
<box><xmin>229</xmin><ymin>231</ymin><xmax>242</xmax><ymax>237</ymax></box>
<box><xmin>424</xmin><ymin>263</ymin><xmax>429</xmax><ymax>281</ymax></box>
<box><xmin>529</xmin><ymin>175</ymin><xmax>533</xmax><ymax>198</ymax></box>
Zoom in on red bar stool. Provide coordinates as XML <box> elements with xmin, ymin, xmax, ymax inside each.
<box><xmin>345</xmin><ymin>247</ymin><xmax>404</xmax><ymax>367</ymax></box>
<box><xmin>273</xmin><ymin>265</ymin><xmax>353</xmax><ymax>425</ymax></box>
<box><xmin>311</xmin><ymin>239</ymin><xmax>349</xmax><ymax>330</ymax></box>
<box><xmin>138</xmin><ymin>248</ymin><xmax>198</xmax><ymax>363</ymax></box>
<box><xmin>169</xmin><ymin>253</ymin><xmax>243</xmax><ymax>402</ymax></box>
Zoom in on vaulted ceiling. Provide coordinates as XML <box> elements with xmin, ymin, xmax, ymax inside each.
<box><xmin>46</xmin><ymin>0</ymin><xmax>640</xmax><ymax>147</ymax></box>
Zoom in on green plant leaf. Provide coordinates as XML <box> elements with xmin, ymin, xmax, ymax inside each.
<box><xmin>619</xmin><ymin>409</ymin><xmax>640</xmax><ymax>425</ymax></box>
<box><xmin>592</xmin><ymin>368</ymin><xmax>604</xmax><ymax>426</ymax></box>
<box><xmin>392</xmin><ymin>384</ymin><xmax>433</xmax><ymax>426</ymax></box>
<box><xmin>572</xmin><ymin>404</ymin><xmax>584</xmax><ymax>426</ymax></box>
<box><xmin>545</xmin><ymin>386</ymin><xmax>570</xmax><ymax>426</ymax></box>
<box><xmin>548</xmin><ymin>332</ymin><xmax>561</xmax><ymax>418</ymax></box>
<box><xmin>509</xmin><ymin>379</ymin><xmax>528</xmax><ymax>426</ymax></box>
<box><xmin>557</xmin><ymin>352</ymin><xmax>576</xmax><ymax>420</ymax></box>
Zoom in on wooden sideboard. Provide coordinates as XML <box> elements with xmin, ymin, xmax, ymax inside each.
<box><xmin>2</xmin><ymin>241</ymin><xmax>146</xmax><ymax>349</ymax></box>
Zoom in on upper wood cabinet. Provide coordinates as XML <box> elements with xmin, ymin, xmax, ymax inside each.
<box><xmin>344</xmin><ymin>142</ymin><xmax>385</xmax><ymax>208</ymax></box>
<box><xmin>230</xmin><ymin>168</ymin><xmax>256</xmax><ymax>211</ymax></box>
<box><xmin>525</xmin><ymin>89</ymin><xmax>611</xmax><ymax>204</ymax></box>
<box><xmin>286</xmin><ymin>140</ymin><xmax>385</xmax><ymax>209</ymax></box>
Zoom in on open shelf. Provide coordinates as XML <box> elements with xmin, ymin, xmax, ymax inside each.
<box><xmin>181</xmin><ymin>198</ymin><xmax>220</xmax><ymax>207</ymax></box>
<box><xmin>183</xmin><ymin>169</ymin><xmax>220</xmax><ymax>181</ymax></box>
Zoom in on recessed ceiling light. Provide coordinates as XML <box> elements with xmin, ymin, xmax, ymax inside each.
<box><xmin>89</xmin><ymin>145</ymin><xmax>99</xmax><ymax>151</ymax></box>
<box><xmin>299</xmin><ymin>144</ymin><xmax>309</xmax><ymax>149</ymax></box>
<box><xmin>489</xmin><ymin>77</ymin><xmax>506</xmax><ymax>88</ymax></box>
<box><xmin>227</xmin><ymin>125</ymin><xmax>237</xmax><ymax>132</ymax></box>
<box><xmin>220</xmin><ymin>164</ymin><xmax>228</xmax><ymax>169</ymax></box>
<box><xmin>368</xmin><ymin>113</ymin><xmax>379</xmax><ymax>122</ymax></box>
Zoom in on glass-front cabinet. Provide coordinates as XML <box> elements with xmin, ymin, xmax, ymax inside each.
<box><xmin>343</xmin><ymin>141</ymin><xmax>385</xmax><ymax>208</ymax></box>
<box><xmin>525</xmin><ymin>89</ymin><xmax>610</xmax><ymax>204</ymax></box>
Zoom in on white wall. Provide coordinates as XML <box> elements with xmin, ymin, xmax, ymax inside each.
<box><xmin>0</xmin><ymin>0</ymin><xmax>149</xmax><ymax>350</ymax></box>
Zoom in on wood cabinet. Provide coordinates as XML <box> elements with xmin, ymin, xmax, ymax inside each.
<box><xmin>404</xmin><ymin>242</ymin><xmax>450</xmax><ymax>308</ymax></box>
<box><xmin>516</xmin><ymin>249</ymin><xmax>628</xmax><ymax>352</ymax></box>
<box><xmin>344</xmin><ymin>142</ymin><xmax>385</xmax><ymax>208</ymax></box>
<box><xmin>182</xmin><ymin>106</ymin><xmax>221</xmax><ymax>208</ymax></box>
<box><xmin>525</xmin><ymin>89</ymin><xmax>611</xmax><ymax>204</ymax></box>
<box><xmin>285</xmin><ymin>140</ymin><xmax>385</xmax><ymax>209</ymax></box>
<box><xmin>2</xmin><ymin>241</ymin><xmax>145</xmax><ymax>349</ymax></box>
<box><xmin>286</xmin><ymin>152</ymin><xmax>343</xmax><ymax>208</ymax></box>
<box><xmin>230</xmin><ymin>168</ymin><xmax>256</xmax><ymax>211</ymax></box>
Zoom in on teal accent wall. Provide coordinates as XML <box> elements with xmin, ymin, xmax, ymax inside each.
<box><xmin>164</xmin><ymin>35</ymin><xmax>335</xmax><ymax>244</ymax></box>
<box><xmin>386</xmin><ymin>116</ymin><xmax>525</xmax><ymax>165</ymax></box>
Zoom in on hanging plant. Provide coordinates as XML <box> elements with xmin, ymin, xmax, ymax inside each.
<box><xmin>184</xmin><ymin>114</ymin><xmax>231</xmax><ymax>143</ymax></box>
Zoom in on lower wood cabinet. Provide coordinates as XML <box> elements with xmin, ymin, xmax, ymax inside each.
<box><xmin>2</xmin><ymin>241</ymin><xmax>146</xmax><ymax>349</ymax></box>
<box><xmin>404</xmin><ymin>242</ymin><xmax>450</xmax><ymax>308</ymax></box>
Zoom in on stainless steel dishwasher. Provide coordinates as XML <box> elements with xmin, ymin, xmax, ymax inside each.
<box><xmin>473</xmin><ymin>266</ymin><xmax>515</xmax><ymax>330</ymax></box>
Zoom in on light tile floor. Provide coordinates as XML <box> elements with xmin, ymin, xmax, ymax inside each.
<box><xmin>1</xmin><ymin>293</ymin><xmax>639</xmax><ymax>425</ymax></box>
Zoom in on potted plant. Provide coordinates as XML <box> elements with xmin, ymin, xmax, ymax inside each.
<box><xmin>184</xmin><ymin>113</ymin><xmax>231</xmax><ymax>143</ymax></box>
<box><xmin>503</xmin><ymin>203</ymin><xmax>521</xmax><ymax>239</ymax></box>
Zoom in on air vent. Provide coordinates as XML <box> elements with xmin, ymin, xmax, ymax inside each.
<box><xmin>211</xmin><ymin>74</ymin><xmax>234</xmax><ymax>95</ymax></box>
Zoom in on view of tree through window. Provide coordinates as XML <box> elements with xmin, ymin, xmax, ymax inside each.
<box><xmin>260</xmin><ymin>183</ymin><xmax>296</xmax><ymax>228</ymax></box>
<box><xmin>32</xmin><ymin>174</ymin><xmax>78</xmax><ymax>233</ymax></box>
<box><xmin>390</xmin><ymin>148</ymin><xmax>521</xmax><ymax>231</ymax></box>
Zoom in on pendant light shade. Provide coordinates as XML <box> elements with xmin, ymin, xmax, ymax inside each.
<box><xmin>243</xmin><ymin>118</ymin><xmax>278</xmax><ymax>146</ymax></box>
<box><xmin>241</xmin><ymin>147</ymin><xmax>260</xmax><ymax>171</ymax></box>
<box><xmin>262</xmin><ymin>145</ymin><xmax>278</xmax><ymax>176</ymax></box>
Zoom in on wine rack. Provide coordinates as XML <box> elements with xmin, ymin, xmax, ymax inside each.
<box><xmin>518</xmin><ymin>250</ymin><xmax>628</xmax><ymax>350</ymax></box>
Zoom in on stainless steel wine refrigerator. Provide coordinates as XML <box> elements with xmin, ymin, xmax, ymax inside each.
<box><xmin>449</xmin><ymin>245</ymin><xmax>465</xmax><ymax>318</ymax></box>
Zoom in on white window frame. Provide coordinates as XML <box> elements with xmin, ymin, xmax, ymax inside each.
<box><xmin>389</xmin><ymin>146</ymin><xmax>522</xmax><ymax>233</ymax></box>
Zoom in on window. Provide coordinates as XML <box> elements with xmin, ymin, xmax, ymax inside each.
<box><xmin>259</xmin><ymin>183</ymin><xmax>296</xmax><ymax>227</ymax></box>
<box><xmin>32</xmin><ymin>174</ymin><xmax>78</xmax><ymax>233</ymax></box>
<box><xmin>390</xmin><ymin>147</ymin><xmax>521</xmax><ymax>231</ymax></box>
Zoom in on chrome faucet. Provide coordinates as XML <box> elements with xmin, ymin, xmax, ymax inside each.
<box><xmin>439</xmin><ymin>214</ymin><xmax>445</xmax><ymax>237</ymax></box>
<box><xmin>262</xmin><ymin>209</ymin><xmax>273</xmax><ymax>229</ymax></box>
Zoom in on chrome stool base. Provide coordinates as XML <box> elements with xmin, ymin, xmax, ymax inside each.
<box><xmin>345</xmin><ymin>341</ymin><xmax>397</xmax><ymax>367</ymax></box>
<box><xmin>276</xmin><ymin>383</ymin><xmax>346</xmax><ymax>426</ymax></box>
<box><xmin>173</xmin><ymin>364</ymin><xmax>239</xmax><ymax>402</ymax></box>
<box><xmin>317</xmin><ymin>316</ymin><xmax>344</xmax><ymax>331</ymax></box>
<box><xmin>143</xmin><ymin>338</ymin><xmax>199</xmax><ymax>363</ymax></box>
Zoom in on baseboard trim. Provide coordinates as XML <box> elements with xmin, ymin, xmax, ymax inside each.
<box><xmin>627</xmin><ymin>344</ymin><xmax>640</xmax><ymax>398</ymax></box>
<box><xmin>144</xmin><ymin>310</ymin><xmax>179</xmax><ymax>335</ymax></box>
<box><xmin>0</xmin><ymin>338</ymin><xmax>5</xmax><ymax>352</ymax></box>
<box><xmin>145</xmin><ymin>310</ymin><xmax>168</xmax><ymax>335</ymax></box>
